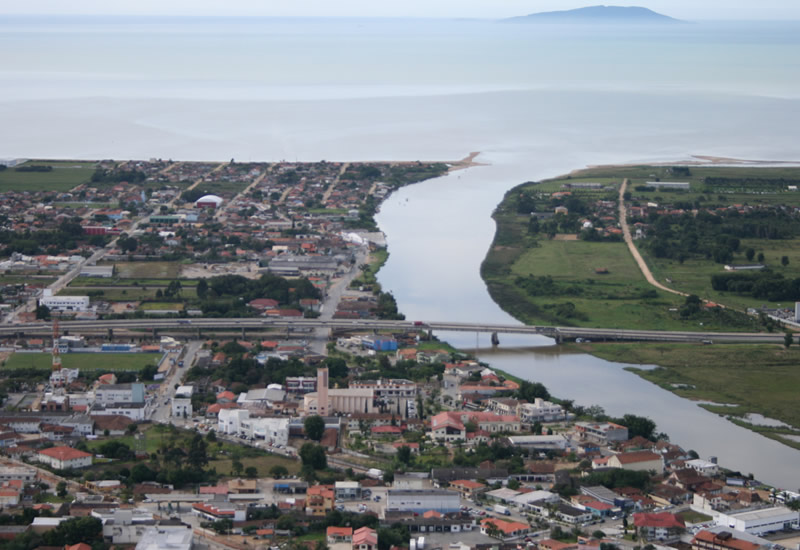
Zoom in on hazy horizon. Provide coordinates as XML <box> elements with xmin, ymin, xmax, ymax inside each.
<box><xmin>2</xmin><ymin>0</ymin><xmax>800</xmax><ymax>21</ymax></box>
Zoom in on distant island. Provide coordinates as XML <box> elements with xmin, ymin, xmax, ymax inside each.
<box><xmin>504</xmin><ymin>5</ymin><xmax>680</xmax><ymax>24</ymax></box>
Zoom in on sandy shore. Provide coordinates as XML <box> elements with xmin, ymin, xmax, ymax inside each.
<box><xmin>569</xmin><ymin>154</ymin><xmax>800</xmax><ymax>176</ymax></box>
<box><xmin>448</xmin><ymin>151</ymin><xmax>486</xmax><ymax>172</ymax></box>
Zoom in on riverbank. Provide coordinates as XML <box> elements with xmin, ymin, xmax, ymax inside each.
<box><xmin>481</xmin><ymin>163</ymin><xmax>800</xmax><ymax>330</ymax></box>
<box><xmin>578</xmin><ymin>341</ymin><xmax>800</xmax><ymax>449</ymax></box>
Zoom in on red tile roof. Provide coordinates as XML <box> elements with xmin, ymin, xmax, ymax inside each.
<box><xmin>633</xmin><ymin>512</ymin><xmax>685</xmax><ymax>529</ymax></box>
<box><xmin>38</xmin><ymin>446</ymin><xmax>92</xmax><ymax>461</ymax></box>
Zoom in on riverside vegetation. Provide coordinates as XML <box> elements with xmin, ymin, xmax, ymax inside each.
<box><xmin>481</xmin><ymin>164</ymin><xmax>800</xmax><ymax>444</ymax></box>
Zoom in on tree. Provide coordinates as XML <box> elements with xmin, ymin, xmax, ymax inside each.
<box><xmin>618</xmin><ymin>413</ymin><xmax>657</xmax><ymax>440</ymax></box>
<box><xmin>56</xmin><ymin>481</ymin><xmax>67</xmax><ymax>498</ymax></box>
<box><xmin>592</xmin><ymin>530</ymin><xmax>605</xmax><ymax>539</ymax></box>
<box><xmin>35</xmin><ymin>303</ymin><xmax>51</xmax><ymax>320</ymax></box>
<box><xmin>206</xmin><ymin>430</ymin><xmax>217</xmax><ymax>442</ymax></box>
<box><xmin>270</xmin><ymin>465</ymin><xmax>289</xmax><ymax>479</ymax></box>
<box><xmin>757</xmin><ymin>252</ymin><xmax>765</xmax><ymax>262</ymax></box>
<box><xmin>196</xmin><ymin>278</ymin><xmax>208</xmax><ymax>299</ymax></box>
<box><xmin>299</xmin><ymin>443</ymin><xmax>327</xmax><ymax>470</ymax></box>
<box><xmin>211</xmin><ymin>518</ymin><xmax>233</xmax><ymax>535</ymax></box>
<box><xmin>745</xmin><ymin>248</ymin><xmax>755</xmax><ymax>261</ymax></box>
<box><xmin>187</xmin><ymin>434</ymin><xmax>209</xmax><ymax>470</ymax></box>
<box><xmin>304</xmin><ymin>415</ymin><xmax>325</xmax><ymax>442</ymax></box>
<box><xmin>782</xmin><ymin>255</ymin><xmax>790</xmax><ymax>267</ymax></box>
<box><xmin>484</xmin><ymin>521</ymin><xmax>501</xmax><ymax>539</ymax></box>
<box><xmin>245</xmin><ymin>466</ymin><xmax>258</xmax><ymax>478</ymax></box>
<box><xmin>232</xmin><ymin>459</ymin><xmax>244</xmax><ymax>476</ymax></box>
<box><xmin>396</xmin><ymin>445</ymin><xmax>412</xmax><ymax>465</ymax></box>
<box><xmin>784</xmin><ymin>332</ymin><xmax>794</xmax><ymax>349</ymax></box>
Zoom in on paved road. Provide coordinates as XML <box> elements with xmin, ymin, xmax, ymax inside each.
<box><xmin>619</xmin><ymin>178</ymin><xmax>687</xmax><ymax>298</ymax></box>
<box><xmin>150</xmin><ymin>340</ymin><xmax>203</xmax><ymax>423</ymax></box>
<box><xmin>0</xmin><ymin>317</ymin><xmax>786</xmax><ymax>344</ymax></box>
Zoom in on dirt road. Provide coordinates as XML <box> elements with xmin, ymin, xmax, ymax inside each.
<box><xmin>618</xmin><ymin>179</ymin><xmax>687</xmax><ymax>298</ymax></box>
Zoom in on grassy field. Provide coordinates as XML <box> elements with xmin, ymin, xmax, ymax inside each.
<box><xmin>483</xmin><ymin>164</ymin><xmax>800</xmax><ymax>330</ymax></box>
<box><xmin>0</xmin><ymin>160</ymin><xmax>96</xmax><ymax>192</ymax></box>
<box><xmin>677</xmin><ymin>510</ymin><xmax>713</xmax><ymax>524</ymax></box>
<box><xmin>70</xmin><ymin>276</ymin><xmax>198</xmax><ymax>287</ymax></box>
<box><xmin>0</xmin><ymin>275</ymin><xmax>57</xmax><ymax>285</ymax></box>
<box><xmin>2</xmin><ymin>352</ymin><xmax>159</xmax><ymax>371</ymax></box>
<box><xmin>61</xmin><ymin>287</ymin><xmax>161</xmax><ymax>301</ymax></box>
<box><xmin>87</xmin><ymin>424</ymin><xmax>300</xmax><ymax>477</ymax></box>
<box><xmin>644</xmin><ymin>238</ymin><xmax>800</xmax><ymax>311</ymax></box>
<box><xmin>584</xmin><ymin>341</ymin><xmax>800</xmax><ymax>431</ymax></box>
<box><xmin>113</xmin><ymin>262</ymin><xmax>183</xmax><ymax>279</ymax></box>
<box><xmin>484</xmin><ymin>237</ymin><xmax>757</xmax><ymax>330</ymax></box>
<box><xmin>139</xmin><ymin>302</ymin><xmax>184</xmax><ymax>311</ymax></box>
<box><xmin>350</xmin><ymin>249</ymin><xmax>388</xmax><ymax>289</ymax></box>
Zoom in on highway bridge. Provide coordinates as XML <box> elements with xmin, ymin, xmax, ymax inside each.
<box><xmin>0</xmin><ymin>317</ymin><xmax>786</xmax><ymax>344</ymax></box>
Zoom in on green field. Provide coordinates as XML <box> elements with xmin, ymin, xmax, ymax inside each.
<box><xmin>70</xmin><ymin>276</ymin><xmax>198</xmax><ymax>287</ymax></box>
<box><xmin>644</xmin><ymin>238</ymin><xmax>800</xmax><ymax>311</ymax></box>
<box><xmin>483</xmin><ymin>164</ymin><xmax>800</xmax><ymax>330</ymax></box>
<box><xmin>87</xmin><ymin>424</ymin><xmax>300</xmax><ymax>477</ymax></box>
<box><xmin>61</xmin><ymin>287</ymin><xmax>162</xmax><ymax>301</ymax></box>
<box><xmin>0</xmin><ymin>161</ymin><xmax>97</xmax><ymax>192</ymax></box>
<box><xmin>585</xmin><ymin>342</ymin><xmax>800</xmax><ymax>432</ymax></box>
<box><xmin>139</xmin><ymin>302</ymin><xmax>184</xmax><ymax>311</ymax></box>
<box><xmin>112</xmin><ymin>262</ymin><xmax>183</xmax><ymax>279</ymax></box>
<box><xmin>2</xmin><ymin>352</ymin><xmax>159</xmax><ymax>371</ymax></box>
<box><xmin>483</xmin><ymin>237</ymin><xmax>758</xmax><ymax>330</ymax></box>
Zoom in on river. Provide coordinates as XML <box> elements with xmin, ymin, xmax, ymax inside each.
<box><xmin>375</xmin><ymin>157</ymin><xmax>800</xmax><ymax>491</ymax></box>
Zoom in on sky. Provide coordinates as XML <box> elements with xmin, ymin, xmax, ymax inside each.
<box><xmin>1</xmin><ymin>0</ymin><xmax>799</xmax><ymax>20</ymax></box>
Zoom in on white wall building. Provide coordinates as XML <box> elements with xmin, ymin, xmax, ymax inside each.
<box><xmin>39</xmin><ymin>289</ymin><xmax>89</xmax><ymax>312</ymax></box>
<box><xmin>715</xmin><ymin>507</ymin><xmax>800</xmax><ymax>536</ymax></box>
<box><xmin>36</xmin><ymin>446</ymin><xmax>92</xmax><ymax>470</ymax></box>
<box><xmin>95</xmin><ymin>383</ymin><xmax>145</xmax><ymax>405</ymax></box>
<box><xmin>519</xmin><ymin>398</ymin><xmax>567</xmax><ymax>423</ymax></box>
<box><xmin>386</xmin><ymin>490</ymin><xmax>460</xmax><ymax>514</ymax></box>
<box><xmin>135</xmin><ymin>526</ymin><xmax>193</xmax><ymax>550</ymax></box>
<box><xmin>172</xmin><ymin>398</ymin><xmax>192</xmax><ymax>418</ymax></box>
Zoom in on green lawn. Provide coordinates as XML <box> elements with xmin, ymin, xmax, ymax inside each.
<box><xmin>677</xmin><ymin>510</ymin><xmax>713</xmax><ymax>524</ymax></box>
<box><xmin>584</xmin><ymin>341</ymin><xmax>800</xmax><ymax>430</ymax></box>
<box><xmin>645</xmin><ymin>238</ymin><xmax>800</xmax><ymax>311</ymax></box>
<box><xmin>2</xmin><ymin>352</ymin><xmax>159</xmax><ymax>371</ymax></box>
<box><xmin>61</xmin><ymin>287</ymin><xmax>161</xmax><ymax>301</ymax></box>
<box><xmin>140</xmin><ymin>302</ymin><xmax>184</xmax><ymax>311</ymax></box>
<box><xmin>0</xmin><ymin>160</ymin><xmax>96</xmax><ymax>192</ymax></box>
<box><xmin>113</xmin><ymin>262</ymin><xmax>183</xmax><ymax>279</ymax></box>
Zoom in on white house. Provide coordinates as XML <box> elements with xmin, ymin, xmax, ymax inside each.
<box><xmin>172</xmin><ymin>398</ymin><xmax>192</xmax><ymax>418</ymax></box>
<box><xmin>686</xmin><ymin>459</ymin><xmax>720</xmax><ymax>477</ymax></box>
<box><xmin>36</xmin><ymin>446</ymin><xmax>92</xmax><ymax>470</ymax></box>
<box><xmin>386</xmin><ymin>489</ymin><xmax>460</xmax><ymax>514</ymax></box>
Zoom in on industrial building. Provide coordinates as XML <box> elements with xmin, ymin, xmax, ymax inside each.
<box><xmin>386</xmin><ymin>489</ymin><xmax>461</xmax><ymax>514</ymax></box>
<box><xmin>715</xmin><ymin>507</ymin><xmax>800</xmax><ymax>536</ymax></box>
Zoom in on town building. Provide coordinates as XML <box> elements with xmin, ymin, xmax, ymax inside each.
<box><xmin>575</xmin><ymin>422</ymin><xmax>629</xmax><ymax>444</ymax></box>
<box><xmin>386</xmin><ymin>489</ymin><xmax>460</xmax><ymax>514</ymax></box>
<box><xmin>715</xmin><ymin>507</ymin><xmax>800</xmax><ymax>536</ymax></box>
<box><xmin>606</xmin><ymin>451</ymin><xmax>664</xmax><ymax>474</ymax></box>
<box><xmin>135</xmin><ymin>526</ymin><xmax>193</xmax><ymax>550</ymax></box>
<box><xmin>692</xmin><ymin>530</ymin><xmax>762</xmax><ymax>550</ymax></box>
<box><xmin>39</xmin><ymin>289</ymin><xmax>90</xmax><ymax>312</ymax></box>
<box><xmin>36</xmin><ymin>446</ymin><xmax>92</xmax><ymax>470</ymax></box>
<box><xmin>94</xmin><ymin>383</ymin><xmax>145</xmax><ymax>405</ymax></box>
<box><xmin>633</xmin><ymin>512</ymin><xmax>686</xmax><ymax>542</ymax></box>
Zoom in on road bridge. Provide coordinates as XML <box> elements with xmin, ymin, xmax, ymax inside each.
<box><xmin>0</xmin><ymin>318</ymin><xmax>785</xmax><ymax>344</ymax></box>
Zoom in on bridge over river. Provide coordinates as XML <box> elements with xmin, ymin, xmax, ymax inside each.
<box><xmin>0</xmin><ymin>318</ymin><xmax>784</xmax><ymax>344</ymax></box>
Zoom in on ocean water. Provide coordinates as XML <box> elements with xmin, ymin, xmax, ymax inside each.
<box><xmin>1</xmin><ymin>16</ymin><xmax>800</xmax><ymax>160</ymax></box>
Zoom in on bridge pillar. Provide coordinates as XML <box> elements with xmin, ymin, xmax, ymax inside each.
<box><xmin>107</xmin><ymin>328</ymin><xmax>113</xmax><ymax>341</ymax></box>
<box><xmin>491</xmin><ymin>332</ymin><xmax>499</xmax><ymax>346</ymax></box>
<box><xmin>241</xmin><ymin>327</ymin><xmax>245</xmax><ymax>340</ymax></box>
<box><xmin>427</xmin><ymin>329</ymin><xmax>433</xmax><ymax>340</ymax></box>
<box><xmin>196</xmin><ymin>328</ymin><xmax>201</xmax><ymax>339</ymax></box>
<box><xmin>152</xmin><ymin>327</ymin><xmax>158</xmax><ymax>338</ymax></box>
